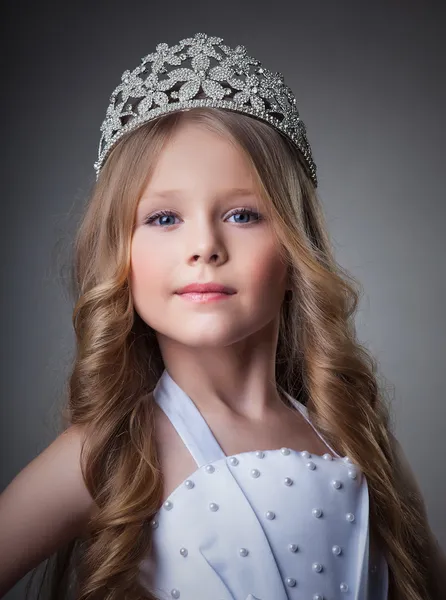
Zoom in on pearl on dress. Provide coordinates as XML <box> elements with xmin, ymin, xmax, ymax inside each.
<box><xmin>150</xmin><ymin>519</ymin><xmax>158</xmax><ymax>529</ymax></box>
<box><xmin>151</xmin><ymin>373</ymin><xmax>374</xmax><ymax>597</ymax></box>
<box><xmin>348</xmin><ymin>468</ymin><xmax>357</xmax><ymax>479</ymax></box>
<box><xmin>346</xmin><ymin>512</ymin><xmax>355</xmax><ymax>522</ymax></box>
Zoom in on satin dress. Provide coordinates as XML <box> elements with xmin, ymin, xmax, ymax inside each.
<box><xmin>139</xmin><ymin>369</ymin><xmax>389</xmax><ymax>599</ymax></box>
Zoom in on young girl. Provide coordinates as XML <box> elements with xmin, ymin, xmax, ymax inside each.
<box><xmin>0</xmin><ymin>32</ymin><xmax>444</xmax><ymax>600</ymax></box>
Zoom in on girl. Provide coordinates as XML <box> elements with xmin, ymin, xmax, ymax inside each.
<box><xmin>0</xmin><ymin>32</ymin><xmax>444</xmax><ymax>600</ymax></box>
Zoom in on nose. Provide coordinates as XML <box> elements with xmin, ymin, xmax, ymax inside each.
<box><xmin>191</xmin><ymin>245</ymin><xmax>227</xmax><ymax>265</ymax></box>
<box><xmin>187</xmin><ymin>218</ymin><xmax>228</xmax><ymax>266</ymax></box>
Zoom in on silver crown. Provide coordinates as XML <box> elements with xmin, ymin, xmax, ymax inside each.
<box><xmin>94</xmin><ymin>32</ymin><xmax>317</xmax><ymax>186</ymax></box>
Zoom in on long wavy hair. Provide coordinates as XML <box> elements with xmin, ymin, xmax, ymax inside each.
<box><xmin>26</xmin><ymin>105</ymin><xmax>435</xmax><ymax>600</ymax></box>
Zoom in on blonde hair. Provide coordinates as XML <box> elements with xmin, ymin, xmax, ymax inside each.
<box><xmin>28</xmin><ymin>106</ymin><xmax>434</xmax><ymax>599</ymax></box>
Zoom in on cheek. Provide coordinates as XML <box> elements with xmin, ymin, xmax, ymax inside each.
<box><xmin>130</xmin><ymin>238</ymin><xmax>175</xmax><ymax>329</ymax></box>
<box><xmin>247</xmin><ymin>243</ymin><xmax>288</xmax><ymax>292</ymax></box>
<box><xmin>130</xmin><ymin>237</ymin><xmax>169</xmax><ymax>298</ymax></box>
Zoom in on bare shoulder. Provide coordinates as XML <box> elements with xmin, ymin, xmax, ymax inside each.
<box><xmin>0</xmin><ymin>423</ymin><xmax>96</xmax><ymax>596</ymax></box>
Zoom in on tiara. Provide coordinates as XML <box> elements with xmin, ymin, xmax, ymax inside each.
<box><xmin>94</xmin><ymin>32</ymin><xmax>318</xmax><ymax>187</ymax></box>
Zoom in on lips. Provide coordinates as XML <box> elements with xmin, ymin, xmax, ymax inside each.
<box><xmin>176</xmin><ymin>282</ymin><xmax>236</xmax><ymax>295</ymax></box>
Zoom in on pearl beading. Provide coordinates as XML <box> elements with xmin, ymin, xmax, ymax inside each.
<box><xmin>146</xmin><ymin>448</ymin><xmax>370</xmax><ymax>598</ymax></box>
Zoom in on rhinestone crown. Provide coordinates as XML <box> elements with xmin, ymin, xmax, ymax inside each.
<box><xmin>95</xmin><ymin>32</ymin><xmax>317</xmax><ymax>186</ymax></box>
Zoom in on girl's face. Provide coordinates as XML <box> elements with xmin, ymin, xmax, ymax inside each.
<box><xmin>130</xmin><ymin>120</ymin><xmax>289</xmax><ymax>350</ymax></box>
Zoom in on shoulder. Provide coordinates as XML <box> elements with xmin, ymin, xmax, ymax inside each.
<box><xmin>0</xmin><ymin>424</ymin><xmax>96</xmax><ymax>595</ymax></box>
<box><xmin>2</xmin><ymin>422</ymin><xmax>96</xmax><ymax>527</ymax></box>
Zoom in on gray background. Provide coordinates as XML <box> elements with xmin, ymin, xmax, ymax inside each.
<box><xmin>2</xmin><ymin>0</ymin><xmax>445</xmax><ymax>598</ymax></box>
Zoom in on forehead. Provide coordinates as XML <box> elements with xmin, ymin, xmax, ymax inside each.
<box><xmin>145</xmin><ymin>121</ymin><xmax>257</xmax><ymax>191</ymax></box>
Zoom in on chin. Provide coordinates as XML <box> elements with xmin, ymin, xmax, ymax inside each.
<box><xmin>200</xmin><ymin>323</ymin><xmax>271</xmax><ymax>348</ymax></box>
<box><xmin>157</xmin><ymin>321</ymin><xmax>248</xmax><ymax>349</ymax></box>
<box><xmin>175</xmin><ymin>330</ymin><xmax>237</xmax><ymax>348</ymax></box>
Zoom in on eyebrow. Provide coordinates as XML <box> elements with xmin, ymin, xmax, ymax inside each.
<box><xmin>141</xmin><ymin>187</ymin><xmax>259</xmax><ymax>201</ymax></box>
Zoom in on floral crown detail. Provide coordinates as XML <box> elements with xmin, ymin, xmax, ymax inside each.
<box><xmin>94</xmin><ymin>32</ymin><xmax>318</xmax><ymax>187</ymax></box>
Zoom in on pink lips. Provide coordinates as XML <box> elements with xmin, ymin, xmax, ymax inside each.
<box><xmin>175</xmin><ymin>282</ymin><xmax>236</xmax><ymax>295</ymax></box>
<box><xmin>175</xmin><ymin>282</ymin><xmax>236</xmax><ymax>303</ymax></box>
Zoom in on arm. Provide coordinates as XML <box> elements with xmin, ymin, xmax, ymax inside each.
<box><xmin>389</xmin><ymin>433</ymin><xmax>446</xmax><ymax>595</ymax></box>
<box><xmin>0</xmin><ymin>425</ymin><xmax>96</xmax><ymax>597</ymax></box>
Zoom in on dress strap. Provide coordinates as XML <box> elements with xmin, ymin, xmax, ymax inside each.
<box><xmin>153</xmin><ymin>369</ymin><xmax>226</xmax><ymax>468</ymax></box>
<box><xmin>282</xmin><ymin>391</ymin><xmax>341</xmax><ymax>458</ymax></box>
<box><xmin>153</xmin><ymin>369</ymin><xmax>341</xmax><ymax>467</ymax></box>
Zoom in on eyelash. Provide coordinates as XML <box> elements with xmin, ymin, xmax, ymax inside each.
<box><xmin>143</xmin><ymin>207</ymin><xmax>264</xmax><ymax>228</ymax></box>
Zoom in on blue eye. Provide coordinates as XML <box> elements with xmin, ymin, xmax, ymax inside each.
<box><xmin>144</xmin><ymin>210</ymin><xmax>179</xmax><ymax>227</ymax></box>
<box><xmin>226</xmin><ymin>207</ymin><xmax>262</xmax><ymax>224</ymax></box>
<box><xmin>144</xmin><ymin>208</ymin><xmax>263</xmax><ymax>227</ymax></box>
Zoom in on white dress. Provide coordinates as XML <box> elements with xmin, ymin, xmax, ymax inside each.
<box><xmin>139</xmin><ymin>368</ymin><xmax>389</xmax><ymax>599</ymax></box>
